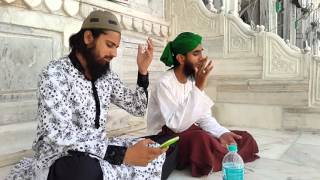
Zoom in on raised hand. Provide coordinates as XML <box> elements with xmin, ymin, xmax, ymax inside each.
<box><xmin>195</xmin><ymin>57</ymin><xmax>214</xmax><ymax>91</ymax></box>
<box><xmin>123</xmin><ymin>139</ymin><xmax>166</xmax><ymax>166</ymax></box>
<box><xmin>137</xmin><ymin>38</ymin><xmax>154</xmax><ymax>75</ymax></box>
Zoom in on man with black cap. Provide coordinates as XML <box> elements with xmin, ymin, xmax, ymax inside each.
<box><xmin>6</xmin><ymin>10</ymin><xmax>175</xmax><ymax>180</ymax></box>
<box><xmin>147</xmin><ymin>32</ymin><xmax>259</xmax><ymax>177</ymax></box>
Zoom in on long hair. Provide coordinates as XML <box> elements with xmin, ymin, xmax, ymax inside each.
<box><xmin>69</xmin><ymin>29</ymin><xmax>106</xmax><ymax>53</ymax></box>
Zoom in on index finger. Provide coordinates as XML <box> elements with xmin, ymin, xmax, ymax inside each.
<box><xmin>231</xmin><ymin>132</ymin><xmax>242</xmax><ymax>139</ymax></box>
<box><xmin>142</xmin><ymin>138</ymin><xmax>155</xmax><ymax>146</ymax></box>
<box><xmin>147</xmin><ymin>38</ymin><xmax>154</xmax><ymax>50</ymax></box>
<box><xmin>148</xmin><ymin>147</ymin><xmax>164</xmax><ymax>156</ymax></box>
<box><xmin>199</xmin><ymin>57</ymin><xmax>208</xmax><ymax>71</ymax></box>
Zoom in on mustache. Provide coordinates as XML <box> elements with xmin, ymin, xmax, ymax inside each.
<box><xmin>102</xmin><ymin>56</ymin><xmax>113</xmax><ymax>62</ymax></box>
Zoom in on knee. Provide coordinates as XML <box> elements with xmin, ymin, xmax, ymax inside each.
<box><xmin>48</xmin><ymin>153</ymin><xmax>103</xmax><ymax>180</ymax></box>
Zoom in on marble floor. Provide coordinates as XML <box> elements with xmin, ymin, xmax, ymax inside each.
<box><xmin>125</xmin><ymin>127</ymin><xmax>320</xmax><ymax>180</ymax></box>
<box><xmin>1</xmin><ymin>127</ymin><xmax>319</xmax><ymax>180</ymax></box>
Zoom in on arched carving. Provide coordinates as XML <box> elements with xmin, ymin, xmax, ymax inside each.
<box><xmin>63</xmin><ymin>0</ymin><xmax>79</xmax><ymax>17</ymax></box>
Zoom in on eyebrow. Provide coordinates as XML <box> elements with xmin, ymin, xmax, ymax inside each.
<box><xmin>191</xmin><ymin>48</ymin><xmax>204</xmax><ymax>53</ymax></box>
<box><xmin>106</xmin><ymin>40</ymin><xmax>119</xmax><ymax>48</ymax></box>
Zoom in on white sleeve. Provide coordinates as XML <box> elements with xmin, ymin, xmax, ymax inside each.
<box><xmin>155</xmin><ymin>81</ymin><xmax>213</xmax><ymax>133</ymax></box>
<box><xmin>196</xmin><ymin>107</ymin><xmax>230</xmax><ymax>138</ymax></box>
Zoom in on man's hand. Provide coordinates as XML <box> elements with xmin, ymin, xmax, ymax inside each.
<box><xmin>219</xmin><ymin>132</ymin><xmax>242</xmax><ymax>147</ymax></box>
<box><xmin>137</xmin><ymin>38</ymin><xmax>154</xmax><ymax>75</ymax></box>
<box><xmin>123</xmin><ymin>139</ymin><xmax>166</xmax><ymax>166</ymax></box>
<box><xmin>195</xmin><ymin>57</ymin><xmax>214</xmax><ymax>91</ymax></box>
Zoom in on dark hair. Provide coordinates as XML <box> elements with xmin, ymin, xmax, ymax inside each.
<box><xmin>172</xmin><ymin>53</ymin><xmax>187</xmax><ymax>69</ymax></box>
<box><xmin>69</xmin><ymin>29</ymin><xmax>106</xmax><ymax>52</ymax></box>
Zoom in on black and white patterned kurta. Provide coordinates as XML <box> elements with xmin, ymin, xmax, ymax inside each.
<box><xmin>6</xmin><ymin>56</ymin><xmax>165</xmax><ymax>180</ymax></box>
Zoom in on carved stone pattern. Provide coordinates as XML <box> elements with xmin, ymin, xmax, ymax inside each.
<box><xmin>270</xmin><ymin>49</ymin><xmax>297</xmax><ymax>74</ymax></box>
<box><xmin>174</xmin><ymin>0</ymin><xmax>218</xmax><ymax>36</ymax></box>
<box><xmin>228</xmin><ymin>22</ymin><xmax>253</xmax><ymax>53</ymax></box>
<box><xmin>121</xmin><ymin>15</ymin><xmax>133</xmax><ymax>30</ymax></box>
<box><xmin>79</xmin><ymin>2</ymin><xmax>93</xmax><ymax>18</ymax></box>
<box><xmin>143</xmin><ymin>21</ymin><xmax>152</xmax><ymax>34</ymax></box>
<box><xmin>3</xmin><ymin>0</ymin><xmax>16</xmax><ymax>3</ymax></box>
<box><xmin>24</xmin><ymin>0</ymin><xmax>42</xmax><ymax>8</ymax></box>
<box><xmin>133</xmin><ymin>18</ymin><xmax>143</xmax><ymax>33</ymax></box>
<box><xmin>230</xmin><ymin>36</ymin><xmax>248</xmax><ymax>51</ymax></box>
<box><xmin>63</xmin><ymin>0</ymin><xmax>79</xmax><ymax>16</ymax></box>
<box><xmin>44</xmin><ymin>0</ymin><xmax>62</xmax><ymax>12</ymax></box>
<box><xmin>1</xmin><ymin>0</ymin><xmax>169</xmax><ymax>38</ymax></box>
<box><xmin>317</xmin><ymin>62</ymin><xmax>320</xmax><ymax>101</ymax></box>
<box><xmin>311</xmin><ymin>59</ymin><xmax>320</xmax><ymax>106</ymax></box>
<box><xmin>152</xmin><ymin>23</ymin><xmax>160</xmax><ymax>36</ymax></box>
<box><xmin>160</xmin><ymin>26</ymin><xmax>168</xmax><ymax>37</ymax></box>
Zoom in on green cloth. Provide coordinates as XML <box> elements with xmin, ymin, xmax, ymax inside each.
<box><xmin>275</xmin><ymin>1</ymin><xmax>282</xmax><ymax>13</ymax></box>
<box><xmin>160</xmin><ymin>32</ymin><xmax>202</xmax><ymax>67</ymax></box>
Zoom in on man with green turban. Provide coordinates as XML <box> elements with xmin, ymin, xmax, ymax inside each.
<box><xmin>147</xmin><ymin>32</ymin><xmax>259</xmax><ymax>177</ymax></box>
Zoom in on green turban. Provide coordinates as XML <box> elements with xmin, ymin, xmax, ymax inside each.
<box><xmin>160</xmin><ymin>32</ymin><xmax>202</xmax><ymax>67</ymax></box>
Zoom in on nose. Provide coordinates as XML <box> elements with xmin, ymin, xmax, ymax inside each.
<box><xmin>200</xmin><ymin>52</ymin><xmax>205</xmax><ymax>59</ymax></box>
<box><xmin>110</xmin><ymin>48</ymin><xmax>117</xmax><ymax>58</ymax></box>
<box><xmin>199</xmin><ymin>54</ymin><xmax>205</xmax><ymax>62</ymax></box>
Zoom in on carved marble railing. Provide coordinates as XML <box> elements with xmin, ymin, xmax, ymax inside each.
<box><xmin>310</xmin><ymin>56</ymin><xmax>320</xmax><ymax>107</ymax></box>
<box><xmin>0</xmin><ymin>0</ymin><xmax>169</xmax><ymax>48</ymax></box>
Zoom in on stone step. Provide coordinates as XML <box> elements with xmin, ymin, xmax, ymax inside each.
<box><xmin>214</xmin><ymin>103</ymin><xmax>284</xmax><ymax>129</ymax></box>
<box><xmin>283</xmin><ymin>107</ymin><xmax>320</xmax><ymax>130</ymax></box>
<box><xmin>0</xmin><ymin>117</ymin><xmax>146</xmax><ymax>168</ymax></box>
<box><xmin>0</xmin><ymin>121</ymin><xmax>36</xmax><ymax>157</ymax></box>
<box><xmin>214</xmin><ymin>79</ymin><xmax>309</xmax><ymax>107</ymax></box>
<box><xmin>0</xmin><ymin>165</ymin><xmax>13</xmax><ymax>180</ymax></box>
<box><xmin>0</xmin><ymin>150</ymin><xmax>33</xmax><ymax>168</ymax></box>
<box><xmin>214</xmin><ymin>103</ymin><xmax>320</xmax><ymax>130</ymax></box>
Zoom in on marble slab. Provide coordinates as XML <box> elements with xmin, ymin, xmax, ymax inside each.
<box><xmin>280</xmin><ymin>143</ymin><xmax>320</xmax><ymax>169</ymax></box>
<box><xmin>227</xmin><ymin>126</ymin><xmax>300</xmax><ymax>160</ymax></box>
<box><xmin>169</xmin><ymin>158</ymin><xmax>320</xmax><ymax>180</ymax></box>
<box><xmin>296</xmin><ymin>132</ymin><xmax>320</xmax><ymax>146</ymax></box>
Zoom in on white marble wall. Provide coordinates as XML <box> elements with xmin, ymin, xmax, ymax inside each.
<box><xmin>0</xmin><ymin>0</ymin><xmax>168</xmax><ymax>125</ymax></box>
<box><xmin>0</xmin><ymin>0</ymin><xmax>168</xmax><ymax>159</ymax></box>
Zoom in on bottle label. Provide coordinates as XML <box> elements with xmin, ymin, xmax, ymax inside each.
<box><xmin>223</xmin><ymin>163</ymin><xmax>244</xmax><ymax>180</ymax></box>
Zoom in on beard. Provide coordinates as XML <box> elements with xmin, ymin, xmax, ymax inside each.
<box><xmin>82</xmin><ymin>45</ymin><xmax>110</xmax><ymax>81</ymax></box>
<box><xmin>183</xmin><ymin>59</ymin><xmax>196</xmax><ymax>78</ymax></box>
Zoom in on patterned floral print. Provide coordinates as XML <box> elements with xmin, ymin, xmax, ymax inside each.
<box><xmin>6</xmin><ymin>57</ymin><xmax>165</xmax><ymax>180</ymax></box>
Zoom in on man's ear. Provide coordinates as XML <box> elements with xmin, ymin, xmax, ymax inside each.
<box><xmin>83</xmin><ymin>30</ymin><xmax>94</xmax><ymax>46</ymax></box>
<box><xmin>176</xmin><ymin>54</ymin><xmax>185</xmax><ymax>65</ymax></box>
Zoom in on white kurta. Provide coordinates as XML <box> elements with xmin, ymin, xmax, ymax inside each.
<box><xmin>6</xmin><ymin>56</ymin><xmax>165</xmax><ymax>180</ymax></box>
<box><xmin>147</xmin><ymin>70</ymin><xmax>229</xmax><ymax>138</ymax></box>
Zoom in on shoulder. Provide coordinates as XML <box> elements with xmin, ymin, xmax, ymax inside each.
<box><xmin>39</xmin><ymin>56</ymin><xmax>71</xmax><ymax>82</ymax></box>
<box><xmin>42</xmin><ymin>56</ymin><xmax>70</xmax><ymax>74</ymax></box>
<box><xmin>155</xmin><ymin>70</ymin><xmax>176</xmax><ymax>90</ymax></box>
<box><xmin>158</xmin><ymin>70</ymin><xmax>175</xmax><ymax>84</ymax></box>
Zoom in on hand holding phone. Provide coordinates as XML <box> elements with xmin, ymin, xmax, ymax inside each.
<box><xmin>160</xmin><ymin>136</ymin><xmax>179</xmax><ymax>149</ymax></box>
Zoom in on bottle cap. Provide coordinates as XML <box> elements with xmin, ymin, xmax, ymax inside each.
<box><xmin>228</xmin><ymin>144</ymin><xmax>238</xmax><ymax>152</ymax></box>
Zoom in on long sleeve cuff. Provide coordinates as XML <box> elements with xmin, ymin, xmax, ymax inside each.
<box><xmin>137</xmin><ymin>72</ymin><xmax>149</xmax><ymax>99</ymax></box>
<box><xmin>137</xmin><ymin>72</ymin><xmax>149</xmax><ymax>89</ymax></box>
<box><xmin>104</xmin><ymin>145</ymin><xmax>127</xmax><ymax>165</ymax></box>
<box><xmin>216</xmin><ymin>127</ymin><xmax>231</xmax><ymax>138</ymax></box>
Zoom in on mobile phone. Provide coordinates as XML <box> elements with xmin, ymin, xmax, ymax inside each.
<box><xmin>160</xmin><ymin>136</ymin><xmax>179</xmax><ymax>148</ymax></box>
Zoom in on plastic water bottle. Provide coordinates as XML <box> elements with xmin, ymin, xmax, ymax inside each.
<box><xmin>222</xmin><ymin>144</ymin><xmax>244</xmax><ymax>180</ymax></box>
